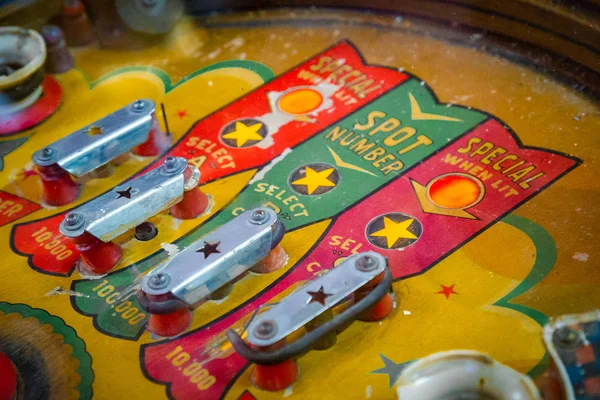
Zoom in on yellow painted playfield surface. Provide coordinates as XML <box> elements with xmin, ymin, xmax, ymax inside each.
<box><xmin>0</xmin><ymin>10</ymin><xmax>598</xmax><ymax>400</ymax></box>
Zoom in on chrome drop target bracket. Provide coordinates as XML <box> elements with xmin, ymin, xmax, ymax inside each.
<box><xmin>248</xmin><ymin>252</ymin><xmax>386</xmax><ymax>347</ymax></box>
<box><xmin>32</xmin><ymin>99</ymin><xmax>157</xmax><ymax>177</ymax></box>
<box><xmin>59</xmin><ymin>157</ymin><xmax>191</xmax><ymax>242</ymax></box>
<box><xmin>227</xmin><ymin>252</ymin><xmax>392</xmax><ymax>364</ymax></box>
<box><xmin>140</xmin><ymin>208</ymin><xmax>285</xmax><ymax>309</ymax></box>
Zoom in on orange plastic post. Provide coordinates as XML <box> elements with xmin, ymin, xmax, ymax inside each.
<box><xmin>252</xmin><ymin>360</ymin><xmax>299</xmax><ymax>392</ymax></box>
<box><xmin>72</xmin><ymin>232</ymin><xmax>122</xmax><ymax>275</ymax></box>
<box><xmin>250</xmin><ymin>245</ymin><xmax>288</xmax><ymax>274</ymax></box>
<box><xmin>251</xmin><ymin>340</ymin><xmax>298</xmax><ymax>391</ymax></box>
<box><xmin>170</xmin><ymin>166</ymin><xmax>209</xmax><ymax>219</ymax></box>
<box><xmin>132</xmin><ymin>118</ymin><xmax>170</xmax><ymax>157</ymax></box>
<box><xmin>355</xmin><ymin>272</ymin><xmax>394</xmax><ymax>322</ymax></box>
<box><xmin>147</xmin><ymin>307</ymin><xmax>193</xmax><ymax>338</ymax></box>
<box><xmin>58</xmin><ymin>0</ymin><xmax>95</xmax><ymax>46</ymax></box>
<box><xmin>36</xmin><ymin>163</ymin><xmax>80</xmax><ymax>206</ymax></box>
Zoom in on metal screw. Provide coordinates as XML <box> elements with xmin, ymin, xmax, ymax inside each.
<box><xmin>38</xmin><ymin>147</ymin><xmax>55</xmax><ymax>161</ymax></box>
<box><xmin>147</xmin><ymin>272</ymin><xmax>170</xmax><ymax>290</ymax></box>
<box><xmin>63</xmin><ymin>212</ymin><xmax>85</xmax><ymax>230</ymax></box>
<box><xmin>249</xmin><ymin>209</ymin><xmax>269</xmax><ymax>225</ymax></box>
<box><xmin>355</xmin><ymin>254</ymin><xmax>379</xmax><ymax>272</ymax></box>
<box><xmin>131</xmin><ymin>100</ymin><xmax>147</xmax><ymax>112</ymax></box>
<box><xmin>253</xmin><ymin>320</ymin><xmax>277</xmax><ymax>340</ymax></box>
<box><xmin>41</xmin><ymin>25</ymin><xmax>63</xmax><ymax>44</ymax></box>
<box><xmin>162</xmin><ymin>156</ymin><xmax>180</xmax><ymax>174</ymax></box>
<box><xmin>553</xmin><ymin>326</ymin><xmax>581</xmax><ymax>349</ymax></box>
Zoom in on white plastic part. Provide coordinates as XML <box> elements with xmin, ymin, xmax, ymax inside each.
<box><xmin>543</xmin><ymin>309</ymin><xmax>600</xmax><ymax>400</ymax></box>
<box><xmin>396</xmin><ymin>350</ymin><xmax>541</xmax><ymax>400</ymax></box>
<box><xmin>0</xmin><ymin>27</ymin><xmax>46</xmax><ymax>89</ymax></box>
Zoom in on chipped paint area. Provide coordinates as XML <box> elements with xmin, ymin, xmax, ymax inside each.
<box><xmin>200</xmin><ymin>194</ymin><xmax>215</xmax><ymax>217</ymax></box>
<box><xmin>573</xmin><ymin>252</ymin><xmax>590</xmax><ymax>262</ymax></box>
<box><xmin>161</xmin><ymin>242</ymin><xmax>181</xmax><ymax>257</ymax></box>
<box><xmin>366</xmin><ymin>385</ymin><xmax>373</xmax><ymax>399</ymax></box>
<box><xmin>171</xmin><ymin>216</ymin><xmax>183</xmax><ymax>230</ymax></box>
<box><xmin>257</xmin><ymin>81</ymin><xmax>342</xmax><ymax>148</ymax></box>
<box><xmin>77</xmin><ymin>261</ymin><xmax>106</xmax><ymax>279</ymax></box>
<box><xmin>45</xmin><ymin>286</ymin><xmax>89</xmax><ymax>298</ymax></box>
<box><xmin>223</xmin><ymin>36</ymin><xmax>245</xmax><ymax>49</ymax></box>
<box><xmin>249</xmin><ymin>148</ymin><xmax>292</xmax><ymax>184</ymax></box>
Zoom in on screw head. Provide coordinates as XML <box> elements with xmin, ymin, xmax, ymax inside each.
<box><xmin>131</xmin><ymin>100</ymin><xmax>147</xmax><ymax>112</ymax></box>
<box><xmin>63</xmin><ymin>212</ymin><xmax>85</xmax><ymax>230</ymax></box>
<box><xmin>162</xmin><ymin>156</ymin><xmax>183</xmax><ymax>175</ymax></box>
<box><xmin>41</xmin><ymin>25</ymin><xmax>64</xmax><ymax>46</ymax></box>
<box><xmin>147</xmin><ymin>272</ymin><xmax>170</xmax><ymax>290</ymax></box>
<box><xmin>355</xmin><ymin>254</ymin><xmax>379</xmax><ymax>272</ymax></box>
<box><xmin>163</xmin><ymin>156</ymin><xmax>178</xmax><ymax>171</ymax></box>
<box><xmin>253</xmin><ymin>320</ymin><xmax>277</xmax><ymax>340</ymax></box>
<box><xmin>553</xmin><ymin>326</ymin><xmax>581</xmax><ymax>349</ymax></box>
<box><xmin>249</xmin><ymin>209</ymin><xmax>269</xmax><ymax>225</ymax></box>
<box><xmin>39</xmin><ymin>147</ymin><xmax>55</xmax><ymax>161</ymax></box>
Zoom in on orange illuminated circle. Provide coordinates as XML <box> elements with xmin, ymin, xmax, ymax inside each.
<box><xmin>427</xmin><ymin>173</ymin><xmax>484</xmax><ymax>209</ymax></box>
<box><xmin>277</xmin><ymin>88</ymin><xmax>323</xmax><ymax>115</ymax></box>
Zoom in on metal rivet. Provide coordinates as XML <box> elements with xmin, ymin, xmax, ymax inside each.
<box><xmin>147</xmin><ymin>272</ymin><xmax>170</xmax><ymax>290</ymax></box>
<box><xmin>355</xmin><ymin>254</ymin><xmax>379</xmax><ymax>272</ymax></box>
<box><xmin>63</xmin><ymin>212</ymin><xmax>85</xmax><ymax>230</ymax></box>
<box><xmin>253</xmin><ymin>320</ymin><xmax>277</xmax><ymax>340</ymax></box>
<box><xmin>41</xmin><ymin>25</ymin><xmax>62</xmax><ymax>42</ymax></box>
<box><xmin>553</xmin><ymin>326</ymin><xmax>581</xmax><ymax>349</ymax></box>
<box><xmin>131</xmin><ymin>100</ymin><xmax>147</xmax><ymax>112</ymax></box>
<box><xmin>38</xmin><ymin>147</ymin><xmax>55</xmax><ymax>161</ymax></box>
<box><xmin>249</xmin><ymin>209</ymin><xmax>269</xmax><ymax>225</ymax></box>
<box><xmin>162</xmin><ymin>156</ymin><xmax>180</xmax><ymax>174</ymax></box>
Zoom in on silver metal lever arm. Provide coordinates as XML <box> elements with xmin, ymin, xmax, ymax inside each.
<box><xmin>59</xmin><ymin>156</ymin><xmax>190</xmax><ymax>242</ymax></box>
<box><xmin>227</xmin><ymin>261</ymin><xmax>392</xmax><ymax>365</ymax></box>
<box><xmin>33</xmin><ymin>99</ymin><xmax>157</xmax><ymax>177</ymax></box>
<box><xmin>140</xmin><ymin>208</ymin><xmax>285</xmax><ymax>309</ymax></box>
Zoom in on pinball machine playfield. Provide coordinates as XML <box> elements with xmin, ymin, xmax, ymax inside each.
<box><xmin>0</xmin><ymin>1</ymin><xmax>598</xmax><ymax>399</ymax></box>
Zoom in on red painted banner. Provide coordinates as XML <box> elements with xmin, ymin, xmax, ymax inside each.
<box><xmin>0</xmin><ymin>191</ymin><xmax>40</xmax><ymax>227</ymax></box>
<box><xmin>12</xmin><ymin>41</ymin><xmax>408</xmax><ymax>276</ymax></box>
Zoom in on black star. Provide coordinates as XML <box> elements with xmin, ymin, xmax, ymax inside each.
<box><xmin>116</xmin><ymin>186</ymin><xmax>133</xmax><ymax>199</ymax></box>
<box><xmin>307</xmin><ymin>286</ymin><xmax>333</xmax><ymax>306</ymax></box>
<box><xmin>196</xmin><ymin>241</ymin><xmax>221</xmax><ymax>259</ymax></box>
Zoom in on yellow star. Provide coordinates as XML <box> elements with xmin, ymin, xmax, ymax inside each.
<box><xmin>292</xmin><ymin>166</ymin><xmax>336</xmax><ymax>195</ymax></box>
<box><xmin>222</xmin><ymin>121</ymin><xmax>264</xmax><ymax>147</ymax></box>
<box><xmin>370</xmin><ymin>216</ymin><xmax>417</xmax><ymax>248</ymax></box>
